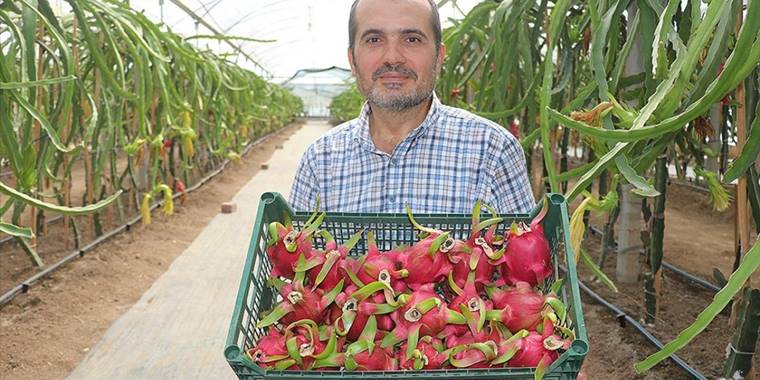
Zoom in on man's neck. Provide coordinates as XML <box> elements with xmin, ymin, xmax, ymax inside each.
<box><xmin>368</xmin><ymin>96</ymin><xmax>433</xmax><ymax>154</ymax></box>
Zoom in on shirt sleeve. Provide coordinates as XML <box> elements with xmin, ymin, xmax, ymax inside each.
<box><xmin>288</xmin><ymin>146</ymin><xmax>319</xmax><ymax>212</ymax></box>
<box><xmin>489</xmin><ymin>133</ymin><xmax>536</xmax><ymax>214</ymax></box>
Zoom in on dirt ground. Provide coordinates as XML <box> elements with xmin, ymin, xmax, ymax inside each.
<box><xmin>0</xmin><ymin>123</ymin><xmax>301</xmax><ymax>380</ymax></box>
<box><xmin>579</xmin><ymin>182</ymin><xmax>760</xmax><ymax>379</ymax></box>
<box><xmin>1</xmin><ymin>130</ymin><xmax>759</xmax><ymax>379</ymax></box>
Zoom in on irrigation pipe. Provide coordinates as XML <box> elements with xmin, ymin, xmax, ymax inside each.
<box><xmin>571</xmin><ymin>270</ymin><xmax>708</xmax><ymax>379</ymax></box>
<box><xmin>0</xmin><ymin>125</ymin><xmax>291</xmax><ymax>308</ymax></box>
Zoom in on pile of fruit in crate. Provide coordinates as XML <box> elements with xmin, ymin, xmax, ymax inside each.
<box><xmin>247</xmin><ymin>199</ymin><xmax>574</xmax><ymax>375</ymax></box>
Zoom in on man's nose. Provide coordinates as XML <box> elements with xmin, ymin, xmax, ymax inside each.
<box><xmin>381</xmin><ymin>39</ymin><xmax>406</xmax><ymax>65</ymax></box>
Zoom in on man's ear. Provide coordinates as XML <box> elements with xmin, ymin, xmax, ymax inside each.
<box><xmin>347</xmin><ymin>47</ymin><xmax>357</xmax><ymax>76</ymax></box>
<box><xmin>436</xmin><ymin>43</ymin><xmax>447</xmax><ymax>74</ymax></box>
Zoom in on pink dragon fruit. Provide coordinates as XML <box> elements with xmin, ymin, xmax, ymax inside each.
<box><xmin>448</xmin><ymin>341</ymin><xmax>499</xmax><ymax>369</ymax></box>
<box><xmin>397</xmin><ymin>207</ymin><xmax>458</xmax><ymax>290</ymax></box>
<box><xmin>346</xmin><ymin>343</ymin><xmax>397</xmax><ymax>371</ymax></box>
<box><xmin>397</xmin><ymin>336</ymin><xmax>448</xmax><ymax>370</ymax></box>
<box><xmin>332</xmin><ymin>281</ymin><xmax>403</xmax><ymax>342</ymax></box>
<box><xmin>447</xmin><ymin>270</ymin><xmax>492</xmax><ymax>337</ymax></box>
<box><xmin>507</xmin><ymin>331</ymin><xmax>561</xmax><ymax>368</ymax></box>
<box><xmin>256</xmin><ymin>271</ymin><xmax>343</xmax><ymax>328</ymax></box>
<box><xmin>447</xmin><ymin>201</ymin><xmax>505</xmax><ymax>292</ymax></box>
<box><xmin>297</xmin><ymin>229</ymin><xmax>363</xmax><ymax>291</ymax></box>
<box><xmin>345</xmin><ymin>231</ymin><xmax>409</xmax><ymax>292</ymax></box>
<box><xmin>382</xmin><ymin>284</ymin><xmax>466</xmax><ymax>360</ymax></box>
<box><xmin>498</xmin><ymin>200</ymin><xmax>553</xmax><ymax>287</ymax></box>
<box><xmin>246</xmin><ymin>328</ymin><xmax>300</xmax><ymax>370</ymax></box>
<box><xmin>487</xmin><ymin>281</ymin><xmax>566</xmax><ymax>333</ymax></box>
<box><xmin>445</xmin><ymin>322</ymin><xmax>504</xmax><ymax>349</ymax></box>
<box><xmin>282</xmin><ymin>319</ymin><xmax>343</xmax><ymax>370</ymax></box>
<box><xmin>343</xmin><ymin>315</ymin><xmax>399</xmax><ymax>371</ymax></box>
<box><xmin>266</xmin><ymin>209</ymin><xmax>325</xmax><ymax>279</ymax></box>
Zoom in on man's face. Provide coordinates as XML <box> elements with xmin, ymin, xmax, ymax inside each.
<box><xmin>348</xmin><ymin>0</ymin><xmax>445</xmax><ymax>112</ymax></box>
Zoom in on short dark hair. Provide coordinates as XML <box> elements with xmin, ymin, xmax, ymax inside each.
<box><xmin>348</xmin><ymin>0</ymin><xmax>441</xmax><ymax>54</ymax></box>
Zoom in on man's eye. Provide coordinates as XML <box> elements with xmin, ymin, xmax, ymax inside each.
<box><xmin>407</xmin><ymin>37</ymin><xmax>421</xmax><ymax>43</ymax></box>
<box><xmin>366</xmin><ymin>37</ymin><xmax>381</xmax><ymax>43</ymax></box>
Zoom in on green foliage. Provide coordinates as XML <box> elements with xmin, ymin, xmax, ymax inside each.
<box><xmin>439</xmin><ymin>0</ymin><xmax>760</xmax><ymax>373</ymax></box>
<box><xmin>0</xmin><ymin>0</ymin><xmax>302</xmax><ymax>263</ymax></box>
<box><xmin>329</xmin><ymin>83</ymin><xmax>363</xmax><ymax>124</ymax></box>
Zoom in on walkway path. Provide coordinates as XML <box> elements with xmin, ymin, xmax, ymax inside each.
<box><xmin>67</xmin><ymin>120</ymin><xmax>331</xmax><ymax>379</ymax></box>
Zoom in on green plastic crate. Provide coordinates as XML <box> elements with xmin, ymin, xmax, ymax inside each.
<box><xmin>225</xmin><ymin>192</ymin><xmax>588</xmax><ymax>380</ymax></box>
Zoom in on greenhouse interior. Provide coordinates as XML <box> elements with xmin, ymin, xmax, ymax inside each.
<box><xmin>1</xmin><ymin>0</ymin><xmax>760</xmax><ymax>379</ymax></box>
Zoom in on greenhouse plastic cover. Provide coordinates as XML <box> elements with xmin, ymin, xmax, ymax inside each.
<box><xmin>127</xmin><ymin>0</ymin><xmax>483</xmax><ymax>83</ymax></box>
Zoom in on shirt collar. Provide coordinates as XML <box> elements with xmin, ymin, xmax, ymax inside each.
<box><xmin>353</xmin><ymin>93</ymin><xmax>442</xmax><ymax>152</ymax></box>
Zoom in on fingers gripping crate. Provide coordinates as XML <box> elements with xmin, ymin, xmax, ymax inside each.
<box><xmin>225</xmin><ymin>192</ymin><xmax>588</xmax><ymax>379</ymax></box>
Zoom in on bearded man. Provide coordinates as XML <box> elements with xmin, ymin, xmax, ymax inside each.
<box><xmin>290</xmin><ymin>0</ymin><xmax>534</xmax><ymax>214</ymax></box>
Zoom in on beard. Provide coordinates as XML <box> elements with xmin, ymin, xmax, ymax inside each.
<box><xmin>356</xmin><ymin>61</ymin><xmax>437</xmax><ymax>112</ymax></box>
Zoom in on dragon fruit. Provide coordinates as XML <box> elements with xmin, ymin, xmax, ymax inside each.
<box><xmin>448</xmin><ymin>341</ymin><xmax>499</xmax><ymax>369</ymax></box>
<box><xmin>447</xmin><ymin>270</ymin><xmax>492</xmax><ymax>337</ymax></box>
<box><xmin>498</xmin><ymin>199</ymin><xmax>553</xmax><ymax>287</ymax></box>
<box><xmin>397</xmin><ymin>336</ymin><xmax>448</xmax><ymax>370</ymax></box>
<box><xmin>447</xmin><ymin>201</ymin><xmax>505</xmax><ymax>292</ymax></box>
<box><xmin>246</xmin><ymin>328</ymin><xmax>300</xmax><ymax>370</ymax></box>
<box><xmin>345</xmin><ymin>343</ymin><xmax>398</xmax><ymax>371</ymax></box>
<box><xmin>487</xmin><ymin>281</ymin><xmax>566</xmax><ymax>333</ymax></box>
<box><xmin>445</xmin><ymin>322</ymin><xmax>505</xmax><ymax>349</ymax></box>
<box><xmin>382</xmin><ymin>284</ymin><xmax>466</xmax><ymax>359</ymax></box>
<box><xmin>332</xmin><ymin>281</ymin><xmax>403</xmax><ymax>342</ymax></box>
<box><xmin>397</xmin><ymin>207</ymin><xmax>458</xmax><ymax>289</ymax></box>
<box><xmin>266</xmin><ymin>209</ymin><xmax>325</xmax><ymax>279</ymax></box>
<box><xmin>343</xmin><ymin>315</ymin><xmax>399</xmax><ymax>370</ymax></box>
<box><xmin>506</xmin><ymin>331</ymin><xmax>561</xmax><ymax>368</ymax></box>
<box><xmin>345</xmin><ymin>231</ymin><xmax>409</xmax><ymax>293</ymax></box>
<box><xmin>281</xmin><ymin>319</ymin><xmax>344</xmax><ymax>370</ymax></box>
<box><xmin>296</xmin><ymin>229</ymin><xmax>363</xmax><ymax>290</ymax></box>
<box><xmin>256</xmin><ymin>268</ymin><xmax>343</xmax><ymax>328</ymax></box>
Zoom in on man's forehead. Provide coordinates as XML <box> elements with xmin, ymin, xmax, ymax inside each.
<box><xmin>354</xmin><ymin>0</ymin><xmax>434</xmax><ymax>34</ymax></box>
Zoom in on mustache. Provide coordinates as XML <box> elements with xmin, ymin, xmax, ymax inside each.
<box><xmin>372</xmin><ymin>64</ymin><xmax>418</xmax><ymax>81</ymax></box>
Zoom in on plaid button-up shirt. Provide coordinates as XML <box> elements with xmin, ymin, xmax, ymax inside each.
<box><xmin>289</xmin><ymin>95</ymin><xmax>535</xmax><ymax>214</ymax></box>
